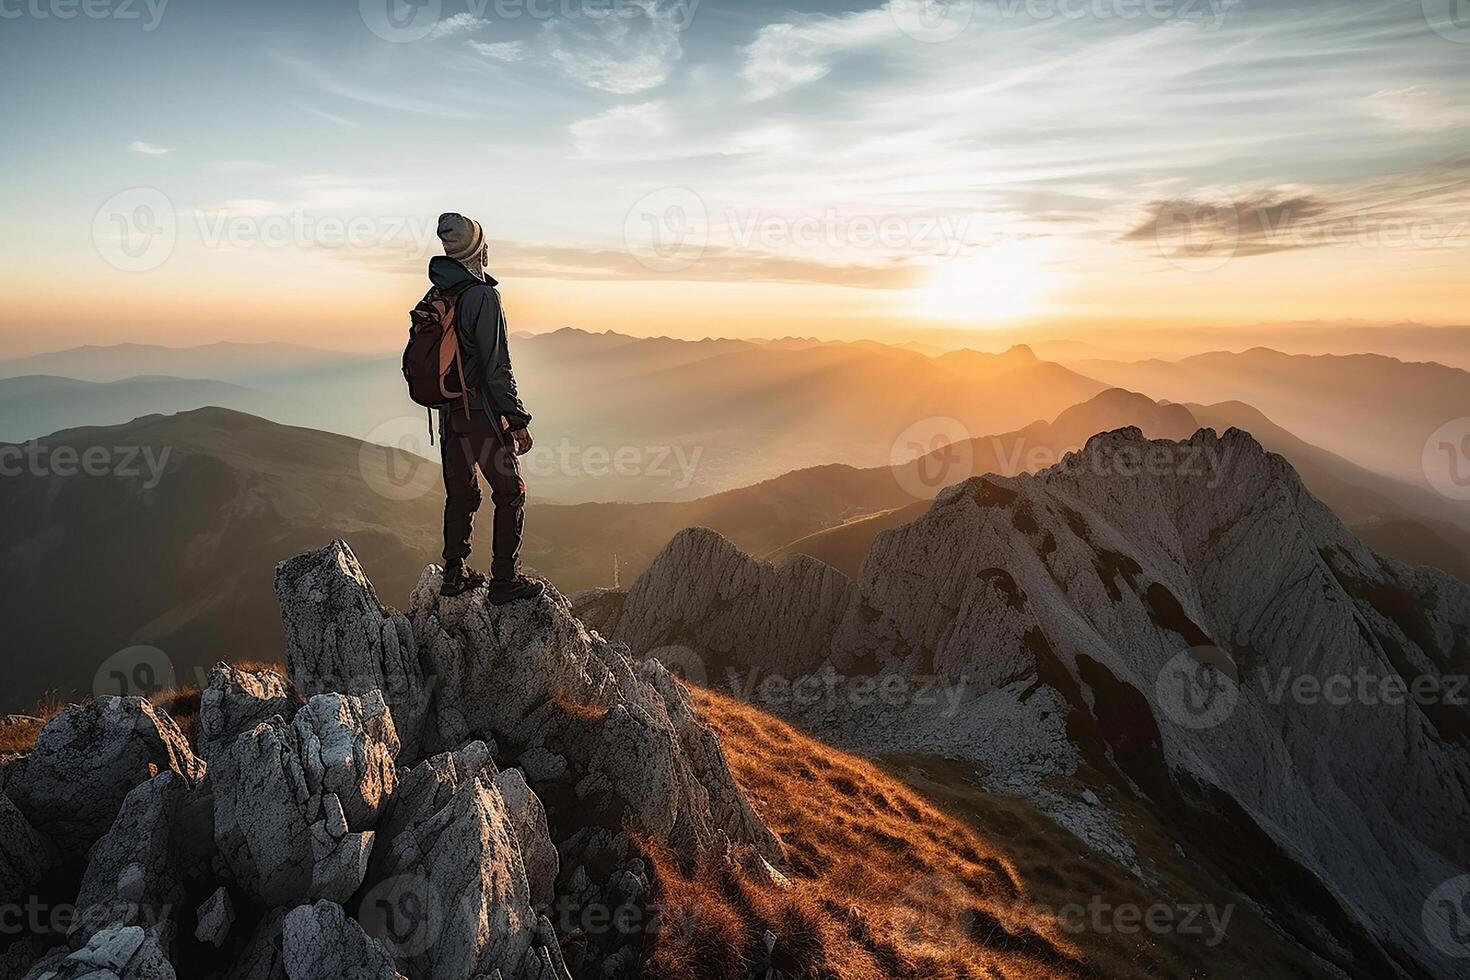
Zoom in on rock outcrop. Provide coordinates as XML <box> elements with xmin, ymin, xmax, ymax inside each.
<box><xmin>0</xmin><ymin>539</ymin><xmax>783</xmax><ymax>979</ymax></box>
<box><xmin>601</xmin><ymin>426</ymin><xmax>1470</xmax><ymax>980</ymax></box>
<box><xmin>7</xmin><ymin>698</ymin><xmax>203</xmax><ymax>858</ymax></box>
<box><xmin>606</xmin><ymin>526</ymin><xmax>854</xmax><ymax>679</ymax></box>
<box><xmin>211</xmin><ymin>691</ymin><xmax>397</xmax><ymax>907</ymax></box>
<box><xmin>270</xmin><ymin>541</ymin><xmax>779</xmax><ymax>976</ymax></box>
<box><xmin>198</xmin><ymin>663</ymin><xmax>301</xmax><ymax>762</ymax></box>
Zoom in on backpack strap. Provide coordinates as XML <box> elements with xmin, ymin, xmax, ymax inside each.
<box><xmin>436</xmin><ymin>278</ymin><xmax>482</xmax><ymax>420</ymax></box>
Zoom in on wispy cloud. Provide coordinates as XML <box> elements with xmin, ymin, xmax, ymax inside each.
<box><xmin>128</xmin><ymin>140</ymin><xmax>173</xmax><ymax>156</ymax></box>
<box><xmin>547</xmin><ymin>0</ymin><xmax>687</xmax><ymax>95</ymax></box>
<box><xmin>740</xmin><ymin>7</ymin><xmax>893</xmax><ymax>101</ymax></box>
<box><xmin>335</xmin><ymin>237</ymin><xmax>928</xmax><ymax>289</ymax></box>
<box><xmin>426</xmin><ymin>12</ymin><xmax>486</xmax><ymax>40</ymax></box>
<box><xmin>1121</xmin><ymin>157</ymin><xmax>1470</xmax><ymax>258</ymax></box>
<box><xmin>299</xmin><ymin>105</ymin><xmax>361</xmax><ymax>129</ymax></box>
<box><xmin>570</xmin><ymin>103</ymin><xmax>668</xmax><ymax>158</ymax></box>
<box><xmin>274</xmin><ymin>51</ymin><xmax>483</xmax><ymax>120</ymax></box>
<box><xmin>468</xmin><ymin>40</ymin><xmax>525</xmax><ymax>63</ymax></box>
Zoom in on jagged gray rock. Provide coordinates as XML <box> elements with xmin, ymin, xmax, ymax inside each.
<box><xmin>611</xmin><ymin>526</ymin><xmax>853</xmax><ymax>679</ymax></box>
<box><xmin>224</xmin><ymin>908</ymin><xmax>287</xmax><ymax>980</ymax></box>
<box><xmin>7</xmin><ymin>698</ymin><xmax>203</xmax><ymax>858</ymax></box>
<box><xmin>607</xmin><ymin>425</ymin><xmax>1470</xmax><ymax>980</ymax></box>
<box><xmin>492</xmin><ymin>767</ymin><xmax>558</xmax><ymax>911</ymax></box>
<box><xmin>372</xmin><ymin>775</ymin><xmax>567</xmax><ymax>980</ymax></box>
<box><xmin>0</xmin><ymin>790</ymin><xmax>54</xmax><ymax>900</ymax></box>
<box><xmin>194</xmin><ymin>885</ymin><xmax>234</xmax><ymax>947</ymax></box>
<box><xmin>211</xmin><ymin>691</ymin><xmax>397</xmax><ymax>907</ymax></box>
<box><xmin>407</xmin><ymin>567</ymin><xmax>779</xmax><ymax>862</ymax></box>
<box><xmin>408</xmin><ymin>570</ymin><xmax>778</xmax><ymax>977</ymax></box>
<box><xmin>275</xmin><ymin>541</ymin><xmax>780</xmax><ymax>977</ymax></box>
<box><xmin>275</xmin><ymin>543</ymin><xmax>428</xmax><ymax>760</ymax></box>
<box><xmin>22</xmin><ymin>925</ymin><xmax>174</xmax><ymax>979</ymax></box>
<box><xmin>281</xmin><ymin>901</ymin><xmax>406</xmax><ymax>980</ymax></box>
<box><xmin>70</xmin><ymin>771</ymin><xmax>190</xmax><ymax>948</ymax></box>
<box><xmin>198</xmin><ymin>662</ymin><xmax>301</xmax><ymax>762</ymax></box>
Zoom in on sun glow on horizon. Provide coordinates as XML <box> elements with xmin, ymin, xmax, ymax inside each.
<box><xmin>917</xmin><ymin>242</ymin><xmax>1054</xmax><ymax>325</ymax></box>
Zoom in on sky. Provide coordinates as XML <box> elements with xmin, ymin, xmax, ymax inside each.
<box><xmin>1</xmin><ymin>0</ymin><xmax>1467</xmax><ymax>355</ymax></box>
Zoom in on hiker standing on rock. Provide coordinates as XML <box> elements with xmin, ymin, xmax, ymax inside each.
<box><xmin>403</xmin><ymin>212</ymin><xmax>544</xmax><ymax>604</ymax></box>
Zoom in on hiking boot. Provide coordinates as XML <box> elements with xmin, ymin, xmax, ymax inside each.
<box><xmin>487</xmin><ymin>575</ymin><xmax>544</xmax><ymax>606</ymax></box>
<box><xmin>440</xmin><ymin>563</ymin><xmax>486</xmax><ymax>597</ymax></box>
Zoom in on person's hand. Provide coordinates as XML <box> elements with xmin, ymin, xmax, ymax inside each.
<box><xmin>512</xmin><ymin>428</ymin><xmax>533</xmax><ymax>455</ymax></box>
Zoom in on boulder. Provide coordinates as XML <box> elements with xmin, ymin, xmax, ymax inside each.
<box><xmin>364</xmin><ymin>772</ymin><xmax>568</xmax><ymax>980</ymax></box>
<box><xmin>7</xmin><ymin>698</ymin><xmax>203</xmax><ymax>858</ymax></box>
<box><xmin>194</xmin><ymin>886</ymin><xmax>234</xmax><ymax>947</ymax></box>
<box><xmin>0</xmin><ymin>790</ymin><xmax>54</xmax><ymax>900</ymax></box>
<box><xmin>408</xmin><ymin>568</ymin><xmax>779</xmax><ymax>864</ymax></box>
<box><xmin>281</xmin><ymin>901</ymin><xmax>405</xmax><ymax>980</ymax></box>
<box><xmin>275</xmin><ymin>543</ymin><xmax>428</xmax><ymax>760</ymax></box>
<box><xmin>223</xmin><ymin>908</ymin><xmax>287</xmax><ymax>980</ymax></box>
<box><xmin>492</xmin><ymin>767</ymin><xmax>559</xmax><ymax>911</ymax></box>
<box><xmin>70</xmin><ymin>771</ymin><xmax>190</xmax><ymax>947</ymax></box>
<box><xmin>23</xmin><ymin>925</ymin><xmax>174</xmax><ymax>979</ymax></box>
<box><xmin>212</xmin><ymin>691</ymin><xmax>396</xmax><ymax>907</ymax></box>
<box><xmin>198</xmin><ymin>663</ymin><xmax>301</xmax><ymax>762</ymax></box>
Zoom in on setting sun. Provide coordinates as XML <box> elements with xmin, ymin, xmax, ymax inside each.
<box><xmin>919</xmin><ymin>242</ymin><xmax>1053</xmax><ymax>323</ymax></box>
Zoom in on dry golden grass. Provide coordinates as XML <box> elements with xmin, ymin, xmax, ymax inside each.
<box><xmin>0</xmin><ymin>693</ymin><xmax>64</xmax><ymax>757</ymax></box>
<box><xmin>637</xmin><ymin>685</ymin><xmax>1088</xmax><ymax>980</ymax></box>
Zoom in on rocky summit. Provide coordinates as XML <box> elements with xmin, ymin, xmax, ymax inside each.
<box><xmin>590</xmin><ymin>426</ymin><xmax>1470</xmax><ymax>980</ymax></box>
<box><xmin>0</xmin><ymin>542</ymin><xmax>780</xmax><ymax>980</ymax></box>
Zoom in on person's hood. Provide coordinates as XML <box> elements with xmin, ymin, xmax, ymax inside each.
<box><xmin>428</xmin><ymin>255</ymin><xmax>498</xmax><ymax>291</ymax></box>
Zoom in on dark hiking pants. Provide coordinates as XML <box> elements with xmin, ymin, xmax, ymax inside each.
<box><xmin>440</xmin><ymin>406</ymin><xmax>524</xmax><ymax>581</ymax></box>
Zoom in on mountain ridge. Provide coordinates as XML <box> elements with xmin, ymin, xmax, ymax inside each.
<box><xmin>588</xmin><ymin>425</ymin><xmax>1470</xmax><ymax>979</ymax></box>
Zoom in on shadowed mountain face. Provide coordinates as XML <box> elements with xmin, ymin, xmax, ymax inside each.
<box><xmin>0</xmin><ymin>408</ymin><xmax>442</xmax><ymax>712</ymax></box>
<box><xmin>589</xmin><ymin>427</ymin><xmax>1470</xmax><ymax>980</ymax></box>
<box><xmin>1072</xmin><ymin>348</ymin><xmax>1470</xmax><ymax>487</ymax></box>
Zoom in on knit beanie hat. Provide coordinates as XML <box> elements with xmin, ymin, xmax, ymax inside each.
<box><xmin>437</xmin><ymin>212</ymin><xmax>485</xmax><ymax>262</ymax></box>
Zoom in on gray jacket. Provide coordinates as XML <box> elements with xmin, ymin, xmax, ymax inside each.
<box><xmin>428</xmin><ymin>255</ymin><xmax>532</xmax><ymax>432</ymax></box>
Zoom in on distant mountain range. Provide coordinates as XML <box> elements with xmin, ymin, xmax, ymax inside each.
<box><xmin>8</xmin><ymin>334</ymin><xmax>1463</xmax><ymax>504</ymax></box>
<box><xmin>532</xmin><ymin>387</ymin><xmax>1470</xmax><ymax>588</ymax></box>
<box><xmin>6</xmin><ymin>391</ymin><xmax>1466</xmax><ymax>713</ymax></box>
<box><xmin>0</xmin><ymin>375</ymin><xmax>288</xmax><ymax>443</ymax></box>
<box><xmin>1072</xmin><ymin>347</ymin><xmax>1470</xmax><ymax>488</ymax></box>
<box><xmin>0</xmin><ymin>333</ymin><xmax>1109</xmax><ymax>501</ymax></box>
